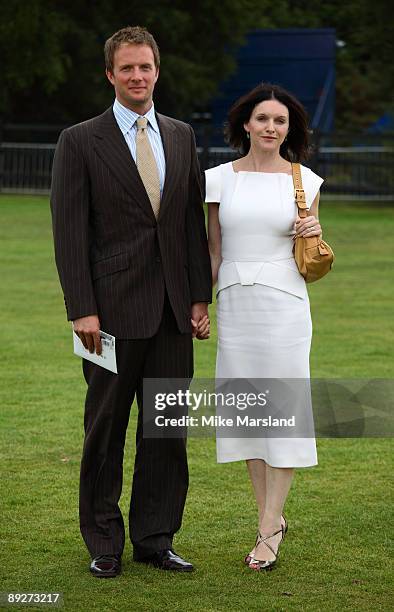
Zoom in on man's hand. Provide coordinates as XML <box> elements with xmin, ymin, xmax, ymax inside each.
<box><xmin>191</xmin><ymin>303</ymin><xmax>210</xmax><ymax>340</ymax></box>
<box><xmin>73</xmin><ymin>315</ymin><xmax>102</xmax><ymax>355</ymax></box>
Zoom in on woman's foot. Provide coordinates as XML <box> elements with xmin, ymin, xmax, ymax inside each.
<box><xmin>244</xmin><ymin>515</ymin><xmax>287</xmax><ymax>565</ymax></box>
<box><xmin>248</xmin><ymin>526</ymin><xmax>284</xmax><ymax>571</ymax></box>
<box><xmin>244</xmin><ymin>532</ymin><xmax>259</xmax><ymax>565</ymax></box>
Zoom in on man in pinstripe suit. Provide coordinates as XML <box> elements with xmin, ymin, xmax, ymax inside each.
<box><xmin>50</xmin><ymin>26</ymin><xmax>212</xmax><ymax>577</ymax></box>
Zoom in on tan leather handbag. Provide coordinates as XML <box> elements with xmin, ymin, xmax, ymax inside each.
<box><xmin>292</xmin><ymin>163</ymin><xmax>334</xmax><ymax>283</ymax></box>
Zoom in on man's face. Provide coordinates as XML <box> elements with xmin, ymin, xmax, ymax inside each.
<box><xmin>106</xmin><ymin>43</ymin><xmax>159</xmax><ymax>112</ymax></box>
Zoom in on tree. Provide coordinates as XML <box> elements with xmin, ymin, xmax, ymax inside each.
<box><xmin>0</xmin><ymin>0</ymin><xmax>70</xmax><ymax>114</ymax></box>
<box><xmin>0</xmin><ymin>0</ymin><xmax>275</xmax><ymax>123</ymax></box>
<box><xmin>265</xmin><ymin>0</ymin><xmax>394</xmax><ymax>130</ymax></box>
<box><xmin>1</xmin><ymin>0</ymin><xmax>392</xmax><ymax>130</ymax></box>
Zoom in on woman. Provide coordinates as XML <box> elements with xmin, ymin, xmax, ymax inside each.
<box><xmin>201</xmin><ymin>83</ymin><xmax>324</xmax><ymax>571</ymax></box>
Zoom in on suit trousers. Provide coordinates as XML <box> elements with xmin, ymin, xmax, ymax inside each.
<box><xmin>79</xmin><ymin>295</ymin><xmax>193</xmax><ymax>559</ymax></box>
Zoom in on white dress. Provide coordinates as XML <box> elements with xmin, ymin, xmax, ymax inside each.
<box><xmin>205</xmin><ymin>161</ymin><xmax>324</xmax><ymax>468</ymax></box>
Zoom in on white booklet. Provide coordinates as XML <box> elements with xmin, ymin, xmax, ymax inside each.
<box><xmin>73</xmin><ymin>329</ymin><xmax>118</xmax><ymax>374</ymax></box>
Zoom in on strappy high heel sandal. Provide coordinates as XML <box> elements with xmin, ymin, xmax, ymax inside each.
<box><xmin>244</xmin><ymin>515</ymin><xmax>288</xmax><ymax>565</ymax></box>
<box><xmin>248</xmin><ymin>527</ymin><xmax>284</xmax><ymax>571</ymax></box>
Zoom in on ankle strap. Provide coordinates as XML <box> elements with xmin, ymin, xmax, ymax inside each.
<box><xmin>258</xmin><ymin>529</ymin><xmax>282</xmax><ymax>541</ymax></box>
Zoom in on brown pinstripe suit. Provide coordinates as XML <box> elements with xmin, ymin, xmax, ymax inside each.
<box><xmin>50</xmin><ymin>106</ymin><xmax>212</xmax><ymax>559</ymax></box>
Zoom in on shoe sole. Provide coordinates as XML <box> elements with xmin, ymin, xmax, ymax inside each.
<box><xmin>250</xmin><ymin>563</ymin><xmax>276</xmax><ymax>572</ymax></box>
<box><xmin>90</xmin><ymin>569</ymin><xmax>121</xmax><ymax>578</ymax></box>
<box><xmin>135</xmin><ymin>558</ymin><xmax>194</xmax><ymax>571</ymax></box>
<box><xmin>152</xmin><ymin>564</ymin><xmax>194</xmax><ymax>572</ymax></box>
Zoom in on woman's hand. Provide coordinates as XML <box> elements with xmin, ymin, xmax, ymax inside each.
<box><xmin>293</xmin><ymin>214</ymin><xmax>322</xmax><ymax>239</ymax></box>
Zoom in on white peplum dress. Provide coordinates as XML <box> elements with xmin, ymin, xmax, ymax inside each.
<box><xmin>205</xmin><ymin>161</ymin><xmax>324</xmax><ymax>467</ymax></box>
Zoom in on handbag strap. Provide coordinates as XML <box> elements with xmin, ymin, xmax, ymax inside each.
<box><xmin>291</xmin><ymin>162</ymin><xmax>308</xmax><ymax>219</ymax></box>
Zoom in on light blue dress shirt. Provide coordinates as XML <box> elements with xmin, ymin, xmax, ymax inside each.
<box><xmin>112</xmin><ymin>98</ymin><xmax>166</xmax><ymax>193</ymax></box>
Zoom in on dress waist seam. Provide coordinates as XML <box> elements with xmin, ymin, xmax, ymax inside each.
<box><xmin>221</xmin><ymin>257</ymin><xmax>294</xmax><ymax>264</ymax></box>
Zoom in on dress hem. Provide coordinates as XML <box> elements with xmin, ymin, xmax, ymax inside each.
<box><xmin>217</xmin><ymin>455</ymin><xmax>318</xmax><ymax>468</ymax></box>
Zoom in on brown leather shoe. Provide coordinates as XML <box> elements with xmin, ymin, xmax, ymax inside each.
<box><xmin>137</xmin><ymin>549</ymin><xmax>193</xmax><ymax>571</ymax></box>
<box><xmin>90</xmin><ymin>554</ymin><xmax>121</xmax><ymax>578</ymax></box>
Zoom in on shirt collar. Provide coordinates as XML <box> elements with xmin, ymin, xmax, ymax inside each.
<box><xmin>113</xmin><ymin>98</ymin><xmax>159</xmax><ymax>134</ymax></box>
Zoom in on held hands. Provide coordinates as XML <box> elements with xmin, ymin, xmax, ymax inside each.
<box><xmin>293</xmin><ymin>215</ymin><xmax>322</xmax><ymax>240</ymax></box>
<box><xmin>191</xmin><ymin>303</ymin><xmax>210</xmax><ymax>340</ymax></box>
<box><xmin>73</xmin><ymin>315</ymin><xmax>102</xmax><ymax>355</ymax></box>
<box><xmin>195</xmin><ymin>315</ymin><xmax>210</xmax><ymax>340</ymax></box>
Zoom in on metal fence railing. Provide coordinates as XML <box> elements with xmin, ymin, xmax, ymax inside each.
<box><xmin>315</xmin><ymin>146</ymin><xmax>394</xmax><ymax>200</ymax></box>
<box><xmin>198</xmin><ymin>144</ymin><xmax>394</xmax><ymax>201</ymax></box>
<box><xmin>1</xmin><ymin>138</ymin><xmax>393</xmax><ymax>200</ymax></box>
<box><xmin>0</xmin><ymin>143</ymin><xmax>55</xmax><ymax>194</ymax></box>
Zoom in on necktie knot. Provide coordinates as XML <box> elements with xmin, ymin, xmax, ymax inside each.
<box><xmin>136</xmin><ymin>116</ymin><xmax>148</xmax><ymax>130</ymax></box>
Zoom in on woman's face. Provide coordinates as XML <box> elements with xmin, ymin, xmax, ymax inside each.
<box><xmin>244</xmin><ymin>99</ymin><xmax>289</xmax><ymax>152</ymax></box>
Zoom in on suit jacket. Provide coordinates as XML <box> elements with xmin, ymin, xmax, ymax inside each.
<box><xmin>50</xmin><ymin>106</ymin><xmax>212</xmax><ymax>339</ymax></box>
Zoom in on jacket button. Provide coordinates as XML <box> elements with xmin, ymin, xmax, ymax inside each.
<box><xmin>155</xmin><ymin>256</ymin><xmax>161</xmax><ymax>263</ymax></box>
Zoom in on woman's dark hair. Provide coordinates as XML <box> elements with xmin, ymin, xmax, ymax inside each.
<box><xmin>224</xmin><ymin>82</ymin><xmax>311</xmax><ymax>162</ymax></box>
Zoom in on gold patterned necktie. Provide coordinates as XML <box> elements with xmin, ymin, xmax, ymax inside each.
<box><xmin>136</xmin><ymin>116</ymin><xmax>161</xmax><ymax>218</ymax></box>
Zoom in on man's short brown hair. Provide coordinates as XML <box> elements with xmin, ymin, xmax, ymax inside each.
<box><xmin>104</xmin><ymin>26</ymin><xmax>160</xmax><ymax>72</ymax></box>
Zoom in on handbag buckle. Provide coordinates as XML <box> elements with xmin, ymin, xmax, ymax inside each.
<box><xmin>295</xmin><ymin>189</ymin><xmax>307</xmax><ymax>208</ymax></box>
<box><xmin>295</xmin><ymin>189</ymin><xmax>306</xmax><ymax>202</ymax></box>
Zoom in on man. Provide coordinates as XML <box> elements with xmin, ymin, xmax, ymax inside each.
<box><xmin>50</xmin><ymin>25</ymin><xmax>211</xmax><ymax>578</ymax></box>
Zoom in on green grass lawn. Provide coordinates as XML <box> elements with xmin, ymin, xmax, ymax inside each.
<box><xmin>0</xmin><ymin>196</ymin><xmax>393</xmax><ymax>611</ymax></box>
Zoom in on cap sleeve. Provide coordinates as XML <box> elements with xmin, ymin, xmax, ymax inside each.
<box><xmin>204</xmin><ymin>165</ymin><xmax>222</xmax><ymax>203</ymax></box>
<box><xmin>300</xmin><ymin>166</ymin><xmax>324</xmax><ymax>209</ymax></box>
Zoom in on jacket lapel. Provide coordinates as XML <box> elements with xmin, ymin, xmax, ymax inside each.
<box><xmin>92</xmin><ymin>107</ymin><xmax>155</xmax><ymax>221</ymax></box>
<box><xmin>156</xmin><ymin>112</ymin><xmax>182</xmax><ymax>219</ymax></box>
